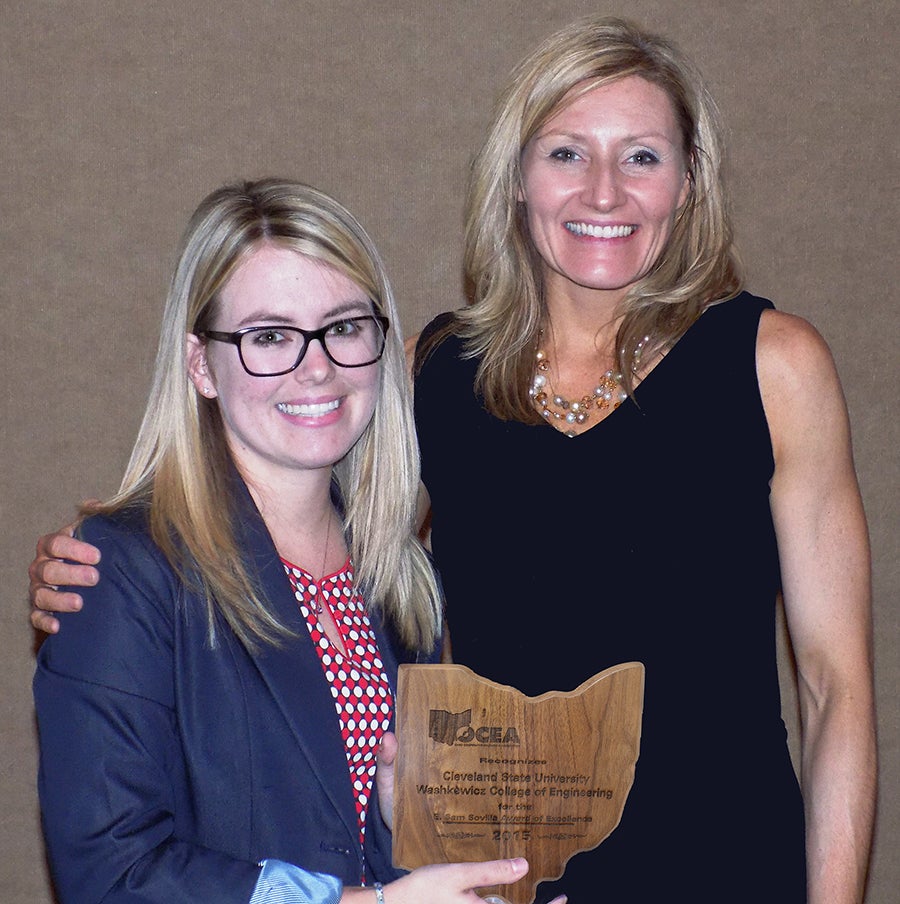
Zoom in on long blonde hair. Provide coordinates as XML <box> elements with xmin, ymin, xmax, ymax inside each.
<box><xmin>89</xmin><ymin>179</ymin><xmax>441</xmax><ymax>652</ymax></box>
<box><xmin>452</xmin><ymin>15</ymin><xmax>741</xmax><ymax>419</ymax></box>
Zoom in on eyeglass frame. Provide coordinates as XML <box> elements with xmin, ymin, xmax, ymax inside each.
<box><xmin>198</xmin><ymin>314</ymin><xmax>391</xmax><ymax>377</ymax></box>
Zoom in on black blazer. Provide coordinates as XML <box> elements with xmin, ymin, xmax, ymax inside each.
<box><xmin>34</xmin><ymin>474</ymin><xmax>434</xmax><ymax>903</ymax></box>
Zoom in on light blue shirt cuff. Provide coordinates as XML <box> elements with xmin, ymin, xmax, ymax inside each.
<box><xmin>248</xmin><ymin>859</ymin><xmax>343</xmax><ymax>904</ymax></box>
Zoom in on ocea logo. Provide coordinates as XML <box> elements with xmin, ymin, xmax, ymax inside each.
<box><xmin>428</xmin><ymin>708</ymin><xmax>521</xmax><ymax>747</ymax></box>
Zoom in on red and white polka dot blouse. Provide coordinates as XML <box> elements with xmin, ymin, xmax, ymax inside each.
<box><xmin>282</xmin><ymin>557</ymin><xmax>394</xmax><ymax>858</ymax></box>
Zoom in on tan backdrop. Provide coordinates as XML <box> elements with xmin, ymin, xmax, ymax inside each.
<box><xmin>1</xmin><ymin>1</ymin><xmax>897</xmax><ymax>901</ymax></box>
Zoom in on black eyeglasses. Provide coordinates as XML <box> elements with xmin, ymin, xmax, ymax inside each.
<box><xmin>200</xmin><ymin>314</ymin><xmax>390</xmax><ymax>376</ymax></box>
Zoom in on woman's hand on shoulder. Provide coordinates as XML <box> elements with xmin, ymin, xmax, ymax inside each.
<box><xmin>29</xmin><ymin>522</ymin><xmax>102</xmax><ymax>634</ymax></box>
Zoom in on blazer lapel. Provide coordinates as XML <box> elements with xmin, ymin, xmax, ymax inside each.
<box><xmin>229</xmin><ymin>474</ymin><xmax>361</xmax><ymax>845</ymax></box>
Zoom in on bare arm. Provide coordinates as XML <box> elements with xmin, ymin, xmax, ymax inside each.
<box><xmin>758</xmin><ymin>310</ymin><xmax>876</xmax><ymax>903</ymax></box>
<box><xmin>29</xmin><ymin>523</ymin><xmax>101</xmax><ymax>633</ymax></box>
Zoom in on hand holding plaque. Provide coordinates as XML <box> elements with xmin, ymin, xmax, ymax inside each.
<box><xmin>393</xmin><ymin>663</ymin><xmax>644</xmax><ymax>904</ymax></box>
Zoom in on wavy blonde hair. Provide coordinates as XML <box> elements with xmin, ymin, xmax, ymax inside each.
<box><xmin>453</xmin><ymin>15</ymin><xmax>742</xmax><ymax>418</ymax></box>
<box><xmin>89</xmin><ymin>179</ymin><xmax>441</xmax><ymax>652</ymax></box>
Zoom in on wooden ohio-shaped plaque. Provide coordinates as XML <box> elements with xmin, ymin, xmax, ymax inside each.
<box><xmin>393</xmin><ymin>662</ymin><xmax>644</xmax><ymax>904</ymax></box>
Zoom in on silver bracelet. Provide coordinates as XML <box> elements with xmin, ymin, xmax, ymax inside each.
<box><xmin>373</xmin><ymin>881</ymin><xmax>385</xmax><ymax>904</ymax></box>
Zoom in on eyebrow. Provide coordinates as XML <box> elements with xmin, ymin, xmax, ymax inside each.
<box><xmin>234</xmin><ymin>298</ymin><xmax>374</xmax><ymax>329</ymax></box>
<box><xmin>533</xmin><ymin>128</ymin><xmax>677</xmax><ymax>146</ymax></box>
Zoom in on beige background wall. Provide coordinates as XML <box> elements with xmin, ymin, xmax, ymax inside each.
<box><xmin>2</xmin><ymin>1</ymin><xmax>896</xmax><ymax>901</ymax></box>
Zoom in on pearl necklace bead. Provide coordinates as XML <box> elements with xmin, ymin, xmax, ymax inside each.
<box><xmin>530</xmin><ymin>336</ymin><xmax>647</xmax><ymax>437</ymax></box>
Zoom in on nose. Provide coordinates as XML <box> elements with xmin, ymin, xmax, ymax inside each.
<box><xmin>292</xmin><ymin>335</ymin><xmax>334</xmax><ymax>381</ymax></box>
<box><xmin>582</xmin><ymin>159</ymin><xmax>624</xmax><ymax>211</ymax></box>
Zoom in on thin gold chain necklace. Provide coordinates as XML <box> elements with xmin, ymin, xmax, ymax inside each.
<box><xmin>312</xmin><ymin>511</ymin><xmax>333</xmax><ymax>615</ymax></box>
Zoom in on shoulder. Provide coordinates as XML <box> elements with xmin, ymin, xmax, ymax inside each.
<box><xmin>418</xmin><ymin>310</ymin><xmax>460</xmax><ymax>342</ymax></box>
<box><xmin>698</xmin><ymin>290</ymin><xmax>835</xmax><ymax>376</ymax></box>
<box><xmin>75</xmin><ymin>507</ymin><xmax>176</xmax><ymax>588</ymax></box>
<box><xmin>77</xmin><ymin>505</ymin><xmax>151</xmax><ymax>547</ymax></box>
<box><xmin>757</xmin><ymin>309</ymin><xmax>841</xmax><ymax>401</ymax></box>
<box><xmin>41</xmin><ymin>508</ymin><xmax>183</xmax><ymax>693</ymax></box>
<box><xmin>411</xmin><ymin>311</ymin><xmax>464</xmax><ymax>376</ymax></box>
<box><xmin>701</xmin><ymin>290</ymin><xmax>774</xmax><ymax>329</ymax></box>
<box><xmin>756</xmin><ymin>309</ymin><xmax>849</xmax><ymax>463</ymax></box>
<box><xmin>681</xmin><ymin>292</ymin><xmax>775</xmax><ymax>362</ymax></box>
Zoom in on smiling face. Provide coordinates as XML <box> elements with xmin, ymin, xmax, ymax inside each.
<box><xmin>187</xmin><ymin>243</ymin><xmax>381</xmax><ymax>490</ymax></box>
<box><xmin>519</xmin><ymin>75</ymin><xmax>691</xmax><ymax>308</ymax></box>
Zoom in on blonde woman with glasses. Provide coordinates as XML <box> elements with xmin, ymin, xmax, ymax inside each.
<box><xmin>30</xmin><ymin>179</ymin><xmax>559</xmax><ymax>904</ymax></box>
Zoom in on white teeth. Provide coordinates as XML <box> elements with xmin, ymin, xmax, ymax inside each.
<box><xmin>277</xmin><ymin>400</ymin><xmax>340</xmax><ymax>417</ymax></box>
<box><xmin>565</xmin><ymin>222</ymin><xmax>636</xmax><ymax>238</ymax></box>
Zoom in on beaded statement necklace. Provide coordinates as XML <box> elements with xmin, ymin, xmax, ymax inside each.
<box><xmin>530</xmin><ymin>332</ymin><xmax>649</xmax><ymax>437</ymax></box>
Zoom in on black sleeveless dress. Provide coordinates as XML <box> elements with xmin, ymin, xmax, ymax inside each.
<box><xmin>414</xmin><ymin>292</ymin><xmax>806</xmax><ymax>903</ymax></box>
